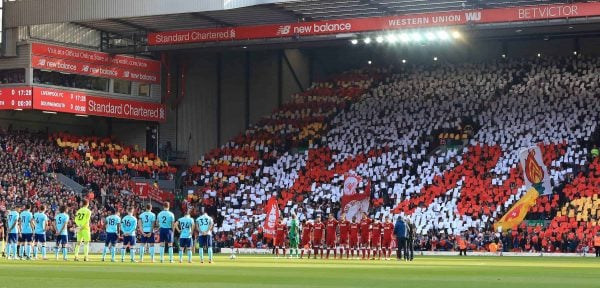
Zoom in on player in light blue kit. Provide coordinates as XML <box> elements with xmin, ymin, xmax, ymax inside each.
<box><xmin>156</xmin><ymin>202</ymin><xmax>175</xmax><ymax>263</ymax></box>
<box><xmin>138</xmin><ymin>204</ymin><xmax>156</xmax><ymax>262</ymax></box>
<box><xmin>33</xmin><ymin>205</ymin><xmax>49</xmax><ymax>260</ymax></box>
<box><xmin>54</xmin><ymin>205</ymin><xmax>70</xmax><ymax>261</ymax></box>
<box><xmin>121</xmin><ymin>207</ymin><xmax>138</xmax><ymax>262</ymax></box>
<box><xmin>6</xmin><ymin>208</ymin><xmax>20</xmax><ymax>260</ymax></box>
<box><xmin>196</xmin><ymin>208</ymin><xmax>214</xmax><ymax>264</ymax></box>
<box><xmin>19</xmin><ymin>204</ymin><xmax>34</xmax><ymax>260</ymax></box>
<box><xmin>101</xmin><ymin>208</ymin><xmax>121</xmax><ymax>262</ymax></box>
<box><xmin>175</xmin><ymin>210</ymin><xmax>194</xmax><ymax>263</ymax></box>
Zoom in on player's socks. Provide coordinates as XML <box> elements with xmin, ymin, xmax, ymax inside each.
<box><xmin>333</xmin><ymin>249</ymin><xmax>337</xmax><ymax>259</ymax></box>
<box><xmin>27</xmin><ymin>245</ymin><xmax>31</xmax><ymax>258</ymax></box>
<box><xmin>102</xmin><ymin>246</ymin><xmax>108</xmax><ymax>260</ymax></box>
<box><xmin>83</xmin><ymin>243</ymin><xmax>90</xmax><ymax>259</ymax></box>
<box><xmin>19</xmin><ymin>245</ymin><xmax>24</xmax><ymax>258</ymax></box>
<box><xmin>326</xmin><ymin>249</ymin><xmax>330</xmax><ymax>259</ymax></box>
<box><xmin>168</xmin><ymin>247</ymin><xmax>174</xmax><ymax>262</ymax></box>
<box><xmin>300</xmin><ymin>250</ymin><xmax>304</xmax><ymax>258</ymax></box>
<box><xmin>6</xmin><ymin>243</ymin><xmax>11</xmax><ymax>259</ymax></box>
<box><xmin>53</xmin><ymin>245</ymin><xmax>58</xmax><ymax>259</ymax></box>
<box><xmin>179</xmin><ymin>249</ymin><xmax>183</xmax><ymax>262</ymax></box>
<box><xmin>208</xmin><ymin>247</ymin><xmax>213</xmax><ymax>262</ymax></box>
<box><xmin>159</xmin><ymin>246</ymin><xmax>165</xmax><ymax>262</ymax></box>
<box><xmin>149</xmin><ymin>246</ymin><xmax>155</xmax><ymax>262</ymax></box>
<box><xmin>313</xmin><ymin>248</ymin><xmax>318</xmax><ymax>259</ymax></box>
<box><xmin>199</xmin><ymin>248</ymin><xmax>204</xmax><ymax>262</ymax></box>
<box><xmin>111</xmin><ymin>247</ymin><xmax>116</xmax><ymax>262</ymax></box>
<box><xmin>131</xmin><ymin>248</ymin><xmax>136</xmax><ymax>261</ymax></box>
<box><xmin>121</xmin><ymin>248</ymin><xmax>126</xmax><ymax>261</ymax></box>
<box><xmin>74</xmin><ymin>244</ymin><xmax>80</xmax><ymax>259</ymax></box>
<box><xmin>62</xmin><ymin>247</ymin><xmax>68</xmax><ymax>260</ymax></box>
<box><xmin>275</xmin><ymin>248</ymin><xmax>279</xmax><ymax>256</ymax></box>
<box><xmin>320</xmin><ymin>248</ymin><xmax>324</xmax><ymax>259</ymax></box>
<box><xmin>187</xmin><ymin>249</ymin><xmax>192</xmax><ymax>262</ymax></box>
<box><xmin>140</xmin><ymin>246</ymin><xmax>145</xmax><ymax>261</ymax></box>
<box><xmin>34</xmin><ymin>246</ymin><xmax>38</xmax><ymax>258</ymax></box>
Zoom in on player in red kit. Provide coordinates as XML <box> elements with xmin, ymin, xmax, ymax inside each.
<box><xmin>274</xmin><ymin>219</ymin><xmax>287</xmax><ymax>257</ymax></box>
<box><xmin>338</xmin><ymin>213</ymin><xmax>350</xmax><ymax>259</ymax></box>
<box><xmin>325</xmin><ymin>213</ymin><xmax>338</xmax><ymax>259</ymax></box>
<box><xmin>382</xmin><ymin>216</ymin><xmax>395</xmax><ymax>260</ymax></box>
<box><xmin>300</xmin><ymin>219</ymin><xmax>313</xmax><ymax>259</ymax></box>
<box><xmin>312</xmin><ymin>216</ymin><xmax>325</xmax><ymax>259</ymax></box>
<box><xmin>370</xmin><ymin>219</ymin><xmax>383</xmax><ymax>260</ymax></box>
<box><xmin>349</xmin><ymin>216</ymin><xmax>360</xmax><ymax>259</ymax></box>
<box><xmin>359</xmin><ymin>212</ymin><xmax>372</xmax><ymax>260</ymax></box>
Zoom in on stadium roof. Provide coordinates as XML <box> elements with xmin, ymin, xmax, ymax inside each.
<box><xmin>72</xmin><ymin>0</ymin><xmax>575</xmax><ymax>36</ymax></box>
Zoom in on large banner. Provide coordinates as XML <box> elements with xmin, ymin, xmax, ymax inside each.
<box><xmin>494</xmin><ymin>145</ymin><xmax>551</xmax><ymax>231</ymax></box>
<box><xmin>340</xmin><ymin>174</ymin><xmax>370</xmax><ymax>221</ymax></box>
<box><xmin>519</xmin><ymin>146</ymin><xmax>552</xmax><ymax>196</ymax></box>
<box><xmin>148</xmin><ymin>2</ymin><xmax>600</xmax><ymax>45</ymax></box>
<box><xmin>262</xmin><ymin>197</ymin><xmax>280</xmax><ymax>239</ymax></box>
<box><xmin>0</xmin><ymin>87</ymin><xmax>32</xmax><ymax>110</ymax></box>
<box><xmin>31</xmin><ymin>43</ymin><xmax>160</xmax><ymax>84</ymax></box>
<box><xmin>32</xmin><ymin>87</ymin><xmax>166</xmax><ymax>122</ymax></box>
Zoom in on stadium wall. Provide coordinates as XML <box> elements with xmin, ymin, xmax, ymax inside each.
<box><xmin>166</xmin><ymin>48</ymin><xmax>310</xmax><ymax>164</ymax></box>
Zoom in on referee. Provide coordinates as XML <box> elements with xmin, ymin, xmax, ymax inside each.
<box><xmin>406</xmin><ymin>219</ymin><xmax>415</xmax><ymax>261</ymax></box>
<box><xmin>394</xmin><ymin>216</ymin><xmax>407</xmax><ymax>260</ymax></box>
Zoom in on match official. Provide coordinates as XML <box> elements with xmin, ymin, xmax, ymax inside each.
<box><xmin>394</xmin><ymin>216</ymin><xmax>407</xmax><ymax>261</ymax></box>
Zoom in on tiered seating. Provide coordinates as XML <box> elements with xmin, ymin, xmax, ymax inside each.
<box><xmin>52</xmin><ymin>133</ymin><xmax>176</xmax><ymax>178</ymax></box>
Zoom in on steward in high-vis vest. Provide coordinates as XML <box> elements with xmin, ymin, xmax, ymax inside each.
<box><xmin>594</xmin><ymin>231</ymin><xmax>600</xmax><ymax>258</ymax></box>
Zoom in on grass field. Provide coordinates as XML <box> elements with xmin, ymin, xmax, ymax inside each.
<box><xmin>0</xmin><ymin>255</ymin><xmax>599</xmax><ymax>288</ymax></box>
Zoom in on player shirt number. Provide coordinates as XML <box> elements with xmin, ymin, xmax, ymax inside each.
<box><xmin>77</xmin><ymin>213</ymin><xmax>85</xmax><ymax>220</ymax></box>
<box><xmin>162</xmin><ymin>216</ymin><xmax>167</xmax><ymax>224</ymax></box>
<box><xmin>180</xmin><ymin>222</ymin><xmax>190</xmax><ymax>229</ymax></box>
<box><xmin>124</xmin><ymin>220</ymin><xmax>132</xmax><ymax>227</ymax></box>
<box><xmin>109</xmin><ymin>219</ymin><xmax>116</xmax><ymax>226</ymax></box>
<box><xmin>56</xmin><ymin>218</ymin><xmax>63</xmax><ymax>225</ymax></box>
<box><xmin>198</xmin><ymin>218</ymin><xmax>209</xmax><ymax>226</ymax></box>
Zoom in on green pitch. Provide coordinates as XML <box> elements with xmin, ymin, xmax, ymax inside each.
<box><xmin>0</xmin><ymin>255</ymin><xmax>599</xmax><ymax>288</ymax></box>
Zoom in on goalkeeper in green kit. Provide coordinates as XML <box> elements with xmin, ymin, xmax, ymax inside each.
<box><xmin>288</xmin><ymin>213</ymin><xmax>299</xmax><ymax>258</ymax></box>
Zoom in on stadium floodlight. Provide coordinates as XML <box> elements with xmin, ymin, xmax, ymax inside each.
<box><xmin>350</xmin><ymin>39</ymin><xmax>358</xmax><ymax>45</ymax></box>
<box><xmin>425</xmin><ymin>32</ymin><xmax>436</xmax><ymax>41</ymax></box>
<box><xmin>573</xmin><ymin>51</ymin><xmax>578</xmax><ymax>55</ymax></box>
<box><xmin>368</xmin><ymin>60</ymin><xmax>372</xmax><ymax>65</ymax></box>
<box><xmin>386</xmin><ymin>34</ymin><xmax>397</xmax><ymax>43</ymax></box>
<box><xmin>402</xmin><ymin>59</ymin><xmax>407</xmax><ymax>64</ymax></box>
<box><xmin>451</xmin><ymin>31</ymin><xmax>461</xmax><ymax>39</ymax></box>
<box><xmin>375</xmin><ymin>36</ymin><xmax>384</xmax><ymax>43</ymax></box>
<box><xmin>502</xmin><ymin>54</ymin><xmax>506</xmax><ymax>58</ymax></box>
<box><xmin>433</xmin><ymin>56</ymin><xmax>438</xmax><ymax>61</ymax></box>
<box><xmin>399</xmin><ymin>33</ymin><xmax>410</xmax><ymax>43</ymax></box>
<box><xmin>437</xmin><ymin>30</ymin><xmax>449</xmax><ymax>40</ymax></box>
<box><xmin>537</xmin><ymin>53</ymin><xmax>541</xmax><ymax>57</ymax></box>
<box><xmin>364</xmin><ymin>37</ymin><xmax>372</xmax><ymax>44</ymax></box>
<box><xmin>410</xmin><ymin>33</ymin><xmax>422</xmax><ymax>42</ymax></box>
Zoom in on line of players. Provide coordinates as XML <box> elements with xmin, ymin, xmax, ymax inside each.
<box><xmin>1</xmin><ymin>202</ymin><xmax>214</xmax><ymax>264</ymax></box>
<box><xmin>274</xmin><ymin>212</ymin><xmax>397</xmax><ymax>260</ymax></box>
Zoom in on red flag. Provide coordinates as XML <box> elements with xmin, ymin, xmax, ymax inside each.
<box><xmin>340</xmin><ymin>178</ymin><xmax>370</xmax><ymax>221</ymax></box>
<box><xmin>262</xmin><ymin>197</ymin><xmax>280</xmax><ymax>239</ymax></box>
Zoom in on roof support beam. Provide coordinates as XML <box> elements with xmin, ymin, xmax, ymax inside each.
<box><xmin>109</xmin><ymin>18</ymin><xmax>157</xmax><ymax>32</ymax></box>
<box><xmin>190</xmin><ymin>12</ymin><xmax>235</xmax><ymax>27</ymax></box>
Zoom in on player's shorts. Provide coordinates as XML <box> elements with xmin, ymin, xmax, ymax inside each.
<box><xmin>371</xmin><ymin>236</ymin><xmax>381</xmax><ymax>247</ymax></box>
<box><xmin>56</xmin><ymin>235</ymin><xmax>68</xmax><ymax>246</ymax></box>
<box><xmin>300</xmin><ymin>235</ymin><xmax>311</xmax><ymax>247</ymax></box>
<box><xmin>34</xmin><ymin>233</ymin><xmax>46</xmax><ymax>243</ymax></box>
<box><xmin>382</xmin><ymin>237</ymin><xmax>392</xmax><ymax>248</ymax></box>
<box><xmin>159</xmin><ymin>228</ymin><xmax>173</xmax><ymax>243</ymax></box>
<box><xmin>77</xmin><ymin>228</ymin><xmax>91</xmax><ymax>242</ymax></box>
<box><xmin>274</xmin><ymin>237</ymin><xmax>285</xmax><ymax>247</ymax></box>
<box><xmin>360</xmin><ymin>235</ymin><xmax>370</xmax><ymax>246</ymax></box>
<box><xmin>122</xmin><ymin>235</ymin><xmax>136</xmax><ymax>246</ymax></box>
<box><xmin>21</xmin><ymin>233</ymin><xmax>33</xmax><ymax>242</ymax></box>
<box><xmin>7</xmin><ymin>233</ymin><xmax>18</xmax><ymax>243</ymax></box>
<box><xmin>339</xmin><ymin>236</ymin><xmax>349</xmax><ymax>246</ymax></box>
<box><xmin>105</xmin><ymin>232</ymin><xmax>118</xmax><ymax>246</ymax></box>
<box><xmin>326</xmin><ymin>236</ymin><xmax>336</xmax><ymax>247</ymax></box>
<box><xmin>349</xmin><ymin>236</ymin><xmax>359</xmax><ymax>248</ymax></box>
<box><xmin>140</xmin><ymin>232</ymin><xmax>155</xmax><ymax>244</ymax></box>
<box><xmin>198</xmin><ymin>235</ymin><xmax>213</xmax><ymax>248</ymax></box>
<box><xmin>179</xmin><ymin>238</ymin><xmax>192</xmax><ymax>248</ymax></box>
<box><xmin>288</xmin><ymin>234</ymin><xmax>299</xmax><ymax>248</ymax></box>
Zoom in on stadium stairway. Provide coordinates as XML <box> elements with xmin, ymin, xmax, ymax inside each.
<box><xmin>53</xmin><ymin>172</ymin><xmax>85</xmax><ymax>194</ymax></box>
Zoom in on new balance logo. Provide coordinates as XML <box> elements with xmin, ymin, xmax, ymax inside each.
<box><xmin>465</xmin><ymin>12</ymin><xmax>481</xmax><ymax>21</ymax></box>
<box><xmin>277</xmin><ymin>25</ymin><xmax>291</xmax><ymax>35</ymax></box>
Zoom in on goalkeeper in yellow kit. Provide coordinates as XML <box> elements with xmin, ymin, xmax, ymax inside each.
<box><xmin>74</xmin><ymin>199</ymin><xmax>92</xmax><ymax>261</ymax></box>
